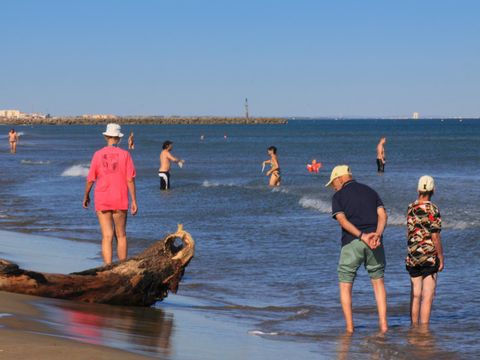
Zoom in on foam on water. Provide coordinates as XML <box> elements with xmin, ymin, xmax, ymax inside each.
<box><xmin>202</xmin><ymin>180</ymin><xmax>236</xmax><ymax>188</ymax></box>
<box><xmin>248</xmin><ymin>330</ymin><xmax>279</xmax><ymax>336</ymax></box>
<box><xmin>61</xmin><ymin>164</ymin><xmax>89</xmax><ymax>177</ymax></box>
<box><xmin>298</xmin><ymin>196</ymin><xmax>331</xmax><ymax>213</ymax></box>
<box><xmin>21</xmin><ymin>159</ymin><xmax>51</xmax><ymax>165</ymax></box>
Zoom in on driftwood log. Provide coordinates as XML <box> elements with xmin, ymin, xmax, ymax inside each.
<box><xmin>0</xmin><ymin>225</ymin><xmax>195</xmax><ymax>306</ymax></box>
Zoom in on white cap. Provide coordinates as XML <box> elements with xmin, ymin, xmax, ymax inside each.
<box><xmin>418</xmin><ymin>175</ymin><xmax>435</xmax><ymax>192</ymax></box>
<box><xmin>102</xmin><ymin>123</ymin><xmax>124</xmax><ymax>138</ymax></box>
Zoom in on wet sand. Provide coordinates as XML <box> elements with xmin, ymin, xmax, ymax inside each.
<box><xmin>0</xmin><ymin>230</ymin><xmax>318</xmax><ymax>360</ymax></box>
<box><xmin>0</xmin><ymin>292</ymin><xmax>150</xmax><ymax>360</ymax></box>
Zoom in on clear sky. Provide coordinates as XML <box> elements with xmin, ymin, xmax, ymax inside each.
<box><xmin>1</xmin><ymin>0</ymin><xmax>479</xmax><ymax>117</ymax></box>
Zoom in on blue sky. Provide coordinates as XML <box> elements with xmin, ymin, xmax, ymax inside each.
<box><xmin>1</xmin><ymin>0</ymin><xmax>479</xmax><ymax>117</ymax></box>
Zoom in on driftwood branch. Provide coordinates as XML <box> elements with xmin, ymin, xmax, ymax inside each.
<box><xmin>0</xmin><ymin>225</ymin><xmax>195</xmax><ymax>306</ymax></box>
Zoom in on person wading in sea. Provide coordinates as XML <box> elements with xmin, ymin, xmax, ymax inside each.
<box><xmin>262</xmin><ymin>146</ymin><xmax>281</xmax><ymax>187</ymax></box>
<box><xmin>159</xmin><ymin>140</ymin><xmax>184</xmax><ymax>190</ymax></box>
<box><xmin>8</xmin><ymin>128</ymin><xmax>18</xmax><ymax>154</ymax></box>
<box><xmin>406</xmin><ymin>175</ymin><xmax>444</xmax><ymax>327</ymax></box>
<box><xmin>83</xmin><ymin>123</ymin><xmax>138</xmax><ymax>264</ymax></box>
<box><xmin>376</xmin><ymin>137</ymin><xmax>387</xmax><ymax>173</ymax></box>
<box><xmin>326</xmin><ymin>165</ymin><xmax>388</xmax><ymax>333</ymax></box>
<box><xmin>128</xmin><ymin>131</ymin><xmax>135</xmax><ymax>150</ymax></box>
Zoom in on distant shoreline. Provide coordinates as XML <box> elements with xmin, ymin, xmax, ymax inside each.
<box><xmin>0</xmin><ymin>116</ymin><xmax>287</xmax><ymax>126</ymax></box>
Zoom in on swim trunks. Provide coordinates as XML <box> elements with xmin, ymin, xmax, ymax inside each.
<box><xmin>337</xmin><ymin>239</ymin><xmax>385</xmax><ymax>283</ymax></box>
<box><xmin>407</xmin><ymin>258</ymin><xmax>440</xmax><ymax>278</ymax></box>
<box><xmin>159</xmin><ymin>171</ymin><xmax>170</xmax><ymax>190</ymax></box>
<box><xmin>376</xmin><ymin>159</ymin><xmax>385</xmax><ymax>173</ymax></box>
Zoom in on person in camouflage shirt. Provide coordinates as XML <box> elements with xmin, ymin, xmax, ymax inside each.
<box><xmin>406</xmin><ymin>175</ymin><xmax>444</xmax><ymax>326</ymax></box>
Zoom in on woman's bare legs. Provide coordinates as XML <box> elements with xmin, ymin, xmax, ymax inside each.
<box><xmin>269</xmin><ymin>173</ymin><xmax>281</xmax><ymax>187</ymax></box>
<box><xmin>410</xmin><ymin>276</ymin><xmax>423</xmax><ymax>325</ymax></box>
<box><xmin>97</xmin><ymin>210</ymin><xmax>128</xmax><ymax>264</ymax></box>
<box><xmin>97</xmin><ymin>210</ymin><xmax>114</xmax><ymax>264</ymax></box>
<box><xmin>113</xmin><ymin>210</ymin><xmax>128</xmax><ymax>261</ymax></box>
<box><xmin>410</xmin><ymin>274</ymin><xmax>437</xmax><ymax>326</ymax></box>
<box><xmin>420</xmin><ymin>274</ymin><xmax>437</xmax><ymax>325</ymax></box>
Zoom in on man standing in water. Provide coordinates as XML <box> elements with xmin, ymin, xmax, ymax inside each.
<box><xmin>8</xmin><ymin>128</ymin><xmax>18</xmax><ymax>154</ymax></box>
<box><xmin>159</xmin><ymin>140</ymin><xmax>184</xmax><ymax>190</ymax></box>
<box><xmin>326</xmin><ymin>165</ymin><xmax>388</xmax><ymax>333</ymax></box>
<box><xmin>376</xmin><ymin>137</ymin><xmax>386</xmax><ymax>173</ymax></box>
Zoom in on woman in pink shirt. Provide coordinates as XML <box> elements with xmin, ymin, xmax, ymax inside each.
<box><xmin>83</xmin><ymin>124</ymin><xmax>138</xmax><ymax>264</ymax></box>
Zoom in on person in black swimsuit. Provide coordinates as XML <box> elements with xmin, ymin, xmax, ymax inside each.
<box><xmin>262</xmin><ymin>146</ymin><xmax>281</xmax><ymax>187</ymax></box>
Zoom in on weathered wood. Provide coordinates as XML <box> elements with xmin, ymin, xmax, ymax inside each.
<box><xmin>0</xmin><ymin>225</ymin><xmax>195</xmax><ymax>306</ymax></box>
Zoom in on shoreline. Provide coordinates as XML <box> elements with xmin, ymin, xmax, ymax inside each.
<box><xmin>0</xmin><ymin>229</ymin><xmax>320</xmax><ymax>360</ymax></box>
<box><xmin>0</xmin><ymin>116</ymin><xmax>287</xmax><ymax>126</ymax></box>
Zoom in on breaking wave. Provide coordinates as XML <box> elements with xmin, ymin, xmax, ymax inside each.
<box><xmin>298</xmin><ymin>196</ymin><xmax>331</xmax><ymax>213</ymax></box>
<box><xmin>387</xmin><ymin>211</ymin><xmax>477</xmax><ymax>229</ymax></box>
<box><xmin>248</xmin><ymin>330</ymin><xmax>279</xmax><ymax>336</ymax></box>
<box><xmin>21</xmin><ymin>159</ymin><xmax>51</xmax><ymax>165</ymax></box>
<box><xmin>61</xmin><ymin>164</ymin><xmax>89</xmax><ymax>177</ymax></box>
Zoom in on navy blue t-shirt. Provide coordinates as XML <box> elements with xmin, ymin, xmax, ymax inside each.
<box><xmin>331</xmin><ymin>180</ymin><xmax>384</xmax><ymax>246</ymax></box>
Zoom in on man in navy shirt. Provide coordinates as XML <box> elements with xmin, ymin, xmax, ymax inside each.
<box><xmin>326</xmin><ymin>165</ymin><xmax>388</xmax><ymax>333</ymax></box>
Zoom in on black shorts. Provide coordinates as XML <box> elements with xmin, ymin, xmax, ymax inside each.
<box><xmin>376</xmin><ymin>159</ymin><xmax>385</xmax><ymax>173</ymax></box>
<box><xmin>159</xmin><ymin>171</ymin><xmax>170</xmax><ymax>190</ymax></box>
<box><xmin>407</xmin><ymin>258</ymin><xmax>439</xmax><ymax>278</ymax></box>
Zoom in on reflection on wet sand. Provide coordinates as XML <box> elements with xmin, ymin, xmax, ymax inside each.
<box><xmin>35</xmin><ymin>299</ymin><xmax>174</xmax><ymax>357</ymax></box>
<box><xmin>336</xmin><ymin>332</ymin><xmax>352</xmax><ymax>360</ymax></box>
<box><xmin>406</xmin><ymin>326</ymin><xmax>454</xmax><ymax>360</ymax></box>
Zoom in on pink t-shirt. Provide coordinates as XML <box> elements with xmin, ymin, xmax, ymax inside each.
<box><xmin>87</xmin><ymin>146</ymin><xmax>136</xmax><ymax>211</ymax></box>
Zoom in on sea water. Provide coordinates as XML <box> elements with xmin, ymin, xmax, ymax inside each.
<box><xmin>0</xmin><ymin>120</ymin><xmax>479</xmax><ymax>359</ymax></box>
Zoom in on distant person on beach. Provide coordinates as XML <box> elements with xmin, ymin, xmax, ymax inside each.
<box><xmin>326</xmin><ymin>165</ymin><xmax>388</xmax><ymax>333</ymax></box>
<box><xmin>406</xmin><ymin>175</ymin><xmax>444</xmax><ymax>326</ymax></box>
<box><xmin>83</xmin><ymin>123</ymin><xmax>138</xmax><ymax>265</ymax></box>
<box><xmin>8</xmin><ymin>128</ymin><xmax>18</xmax><ymax>154</ymax></box>
<box><xmin>128</xmin><ymin>131</ymin><xmax>135</xmax><ymax>150</ymax></box>
<box><xmin>159</xmin><ymin>140</ymin><xmax>184</xmax><ymax>190</ymax></box>
<box><xmin>262</xmin><ymin>146</ymin><xmax>281</xmax><ymax>187</ymax></box>
<box><xmin>376</xmin><ymin>137</ymin><xmax>386</xmax><ymax>173</ymax></box>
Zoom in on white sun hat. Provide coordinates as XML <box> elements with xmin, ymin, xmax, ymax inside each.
<box><xmin>102</xmin><ymin>123</ymin><xmax>124</xmax><ymax>138</ymax></box>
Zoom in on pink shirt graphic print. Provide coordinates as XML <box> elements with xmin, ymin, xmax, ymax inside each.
<box><xmin>87</xmin><ymin>146</ymin><xmax>136</xmax><ymax>211</ymax></box>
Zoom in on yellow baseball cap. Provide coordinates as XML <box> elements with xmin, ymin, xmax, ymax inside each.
<box><xmin>325</xmin><ymin>165</ymin><xmax>352</xmax><ymax>187</ymax></box>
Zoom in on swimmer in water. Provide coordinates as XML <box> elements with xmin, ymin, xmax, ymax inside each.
<box><xmin>262</xmin><ymin>146</ymin><xmax>281</xmax><ymax>187</ymax></box>
<box><xmin>159</xmin><ymin>140</ymin><xmax>184</xmax><ymax>190</ymax></box>
<box><xmin>8</xmin><ymin>128</ymin><xmax>18</xmax><ymax>154</ymax></box>
<box><xmin>128</xmin><ymin>131</ymin><xmax>135</xmax><ymax>150</ymax></box>
<box><xmin>376</xmin><ymin>137</ymin><xmax>386</xmax><ymax>173</ymax></box>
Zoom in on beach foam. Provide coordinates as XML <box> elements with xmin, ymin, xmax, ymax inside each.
<box><xmin>271</xmin><ymin>187</ymin><xmax>290</xmax><ymax>194</ymax></box>
<box><xmin>248</xmin><ymin>330</ymin><xmax>279</xmax><ymax>336</ymax></box>
<box><xmin>202</xmin><ymin>180</ymin><xmax>236</xmax><ymax>188</ymax></box>
<box><xmin>21</xmin><ymin>159</ymin><xmax>51</xmax><ymax>165</ymax></box>
<box><xmin>298</xmin><ymin>196</ymin><xmax>331</xmax><ymax>213</ymax></box>
<box><xmin>61</xmin><ymin>164</ymin><xmax>89</xmax><ymax>177</ymax></box>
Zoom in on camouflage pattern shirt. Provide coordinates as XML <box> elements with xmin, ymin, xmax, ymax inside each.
<box><xmin>406</xmin><ymin>200</ymin><xmax>442</xmax><ymax>268</ymax></box>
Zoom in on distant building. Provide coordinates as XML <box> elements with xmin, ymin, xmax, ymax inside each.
<box><xmin>0</xmin><ymin>110</ymin><xmax>47</xmax><ymax>119</ymax></box>
<box><xmin>82</xmin><ymin>114</ymin><xmax>118</xmax><ymax>120</ymax></box>
<box><xmin>412</xmin><ymin>112</ymin><xmax>420</xmax><ymax>120</ymax></box>
<box><xmin>0</xmin><ymin>109</ymin><xmax>21</xmax><ymax>118</ymax></box>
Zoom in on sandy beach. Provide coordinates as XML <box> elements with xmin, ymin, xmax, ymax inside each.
<box><xmin>0</xmin><ymin>230</ymin><xmax>319</xmax><ymax>360</ymax></box>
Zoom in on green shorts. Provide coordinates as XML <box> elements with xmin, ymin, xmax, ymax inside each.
<box><xmin>338</xmin><ymin>239</ymin><xmax>386</xmax><ymax>283</ymax></box>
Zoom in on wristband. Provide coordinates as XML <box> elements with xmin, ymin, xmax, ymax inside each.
<box><xmin>358</xmin><ymin>232</ymin><xmax>363</xmax><ymax>240</ymax></box>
